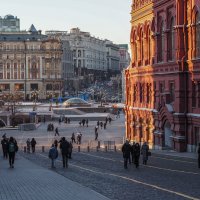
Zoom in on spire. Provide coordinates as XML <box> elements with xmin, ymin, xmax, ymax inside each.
<box><xmin>28</xmin><ymin>24</ymin><xmax>37</xmax><ymax>33</ymax></box>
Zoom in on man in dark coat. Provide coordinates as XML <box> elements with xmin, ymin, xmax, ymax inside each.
<box><xmin>122</xmin><ymin>140</ymin><xmax>131</xmax><ymax>169</ymax></box>
<box><xmin>60</xmin><ymin>137</ymin><xmax>69</xmax><ymax>168</ymax></box>
<box><xmin>1</xmin><ymin>136</ymin><xmax>8</xmax><ymax>159</ymax></box>
<box><xmin>198</xmin><ymin>143</ymin><xmax>200</xmax><ymax>168</ymax></box>
<box><xmin>7</xmin><ymin>137</ymin><xmax>18</xmax><ymax>168</ymax></box>
<box><xmin>31</xmin><ymin>138</ymin><xmax>36</xmax><ymax>153</ymax></box>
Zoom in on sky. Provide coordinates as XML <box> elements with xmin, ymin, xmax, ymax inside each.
<box><xmin>1</xmin><ymin>0</ymin><xmax>132</xmax><ymax>45</ymax></box>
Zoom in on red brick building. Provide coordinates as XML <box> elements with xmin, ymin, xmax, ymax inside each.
<box><xmin>125</xmin><ymin>0</ymin><xmax>200</xmax><ymax>152</ymax></box>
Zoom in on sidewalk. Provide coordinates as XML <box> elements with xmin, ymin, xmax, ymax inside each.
<box><xmin>0</xmin><ymin>155</ymin><xmax>110</xmax><ymax>200</ymax></box>
<box><xmin>151</xmin><ymin>149</ymin><xmax>198</xmax><ymax>159</ymax></box>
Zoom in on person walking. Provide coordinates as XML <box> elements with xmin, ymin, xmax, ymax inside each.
<box><xmin>134</xmin><ymin>143</ymin><xmax>141</xmax><ymax>168</ymax></box>
<box><xmin>26</xmin><ymin>138</ymin><xmax>31</xmax><ymax>153</ymax></box>
<box><xmin>7</xmin><ymin>137</ymin><xmax>18</xmax><ymax>168</ymax></box>
<box><xmin>122</xmin><ymin>140</ymin><xmax>131</xmax><ymax>169</ymax></box>
<box><xmin>71</xmin><ymin>132</ymin><xmax>76</xmax><ymax>143</ymax></box>
<box><xmin>131</xmin><ymin>142</ymin><xmax>136</xmax><ymax>163</ymax></box>
<box><xmin>95</xmin><ymin>131</ymin><xmax>98</xmax><ymax>141</ymax></box>
<box><xmin>48</xmin><ymin>144</ymin><xmax>58</xmax><ymax>168</ymax></box>
<box><xmin>68</xmin><ymin>142</ymin><xmax>73</xmax><ymax>159</ymax></box>
<box><xmin>1</xmin><ymin>136</ymin><xmax>8</xmax><ymax>159</ymax></box>
<box><xmin>141</xmin><ymin>142</ymin><xmax>149</xmax><ymax>165</ymax></box>
<box><xmin>55</xmin><ymin>127</ymin><xmax>59</xmax><ymax>136</ymax></box>
<box><xmin>60</xmin><ymin>137</ymin><xmax>70</xmax><ymax>168</ymax></box>
<box><xmin>198</xmin><ymin>143</ymin><xmax>200</xmax><ymax>168</ymax></box>
<box><xmin>31</xmin><ymin>138</ymin><xmax>37</xmax><ymax>153</ymax></box>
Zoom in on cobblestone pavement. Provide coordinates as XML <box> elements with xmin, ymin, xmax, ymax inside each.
<box><xmin>20</xmin><ymin>149</ymin><xmax>200</xmax><ymax>200</ymax></box>
<box><xmin>0</xmin><ymin>154</ymin><xmax>109</xmax><ymax>200</ymax></box>
<box><xmin>1</xmin><ymin>114</ymin><xmax>200</xmax><ymax>200</ymax></box>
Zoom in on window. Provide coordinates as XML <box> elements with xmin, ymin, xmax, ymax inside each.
<box><xmin>147</xmin><ymin>29</ymin><xmax>151</xmax><ymax>65</ymax></box>
<box><xmin>139</xmin><ymin>30</ymin><xmax>144</xmax><ymax>65</ymax></box>
<box><xmin>196</xmin><ymin>13</ymin><xmax>200</xmax><ymax>58</ymax></box>
<box><xmin>192</xmin><ymin>81</ymin><xmax>196</xmax><ymax>107</ymax></box>
<box><xmin>169</xmin><ymin>82</ymin><xmax>175</xmax><ymax>102</ymax></box>
<box><xmin>158</xmin><ymin>20</ymin><xmax>165</xmax><ymax>62</ymax></box>
<box><xmin>168</xmin><ymin>18</ymin><xmax>175</xmax><ymax>61</ymax></box>
<box><xmin>140</xmin><ymin>83</ymin><xmax>143</xmax><ymax>103</ymax></box>
<box><xmin>133</xmin><ymin>84</ymin><xmax>137</xmax><ymax>102</ymax></box>
<box><xmin>147</xmin><ymin>84</ymin><xmax>150</xmax><ymax>104</ymax></box>
<box><xmin>159</xmin><ymin>82</ymin><xmax>165</xmax><ymax>93</ymax></box>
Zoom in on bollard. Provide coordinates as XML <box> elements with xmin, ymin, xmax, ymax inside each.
<box><xmin>96</xmin><ymin>146</ymin><xmax>99</xmax><ymax>152</ymax></box>
<box><xmin>78</xmin><ymin>146</ymin><xmax>80</xmax><ymax>152</ymax></box>
<box><xmin>42</xmin><ymin>146</ymin><xmax>45</xmax><ymax>152</ymax></box>
<box><xmin>98</xmin><ymin>141</ymin><xmax>100</xmax><ymax>148</ymax></box>
<box><xmin>87</xmin><ymin>146</ymin><xmax>90</xmax><ymax>152</ymax></box>
<box><xmin>24</xmin><ymin>146</ymin><xmax>26</xmax><ymax>153</ymax></box>
<box><xmin>105</xmin><ymin>146</ymin><xmax>107</xmax><ymax>152</ymax></box>
<box><xmin>114</xmin><ymin>145</ymin><xmax>117</xmax><ymax>152</ymax></box>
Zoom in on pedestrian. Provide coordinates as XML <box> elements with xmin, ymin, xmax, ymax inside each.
<box><xmin>7</xmin><ymin>137</ymin><xmax>18</xmax><ymax>168</ymax></box>
<box><xmin>131</xmin><ymin>142</ymin><xmax>136</xmax><ymax>163</ymax></box>
<box><xmin>82</xmin><ymin>119</ymin><xmax>86</xmax><ymax>126</ymax></box>
<box><xmin>31</xmin><ymin>138</ymin><xmax>37</xmax><ymax>153</ymax></box>
<box><xmin>100</xmin><ymin>121</ymin><xmax>103</xmax><ymax>129</ymax></box>
<box><xmin>103</xmin><ymin>122</ymin><xmax>107</xmax><ymax>129</ymax></box>
<box><xmin>68</xmin><ymin>142</ymin><xmax>73</xmax><ymax>159</ymax></box>
<box><xmin>95</xmin><ymin>125</ymin><xmax>98</xmax><ymax>133</ymax></box>
<box><xmin>134</xmin><ymin>143</ymin><xmax>141</xmax><ymax>168</ymax></box>
<box><xmin>48</xmin><ymin>144</ymin><xmax>58</xmax><ymax>168</ymax></box>
<box><xmin>60</xmin><ymin>137</ymin><xmax>70</xmax><ymax>168</ymax></box>
<box><xmin>79</xmin><ymin>121</ymin><xmax>82</xmax><ymax>126</ymax></box>
<box><xmin>122</xmin><ymin>140</ymin><xmax>131</xmax><ymax>169</ymax></box>
<box><xmin>26</xmin><ymin>138</ymin><xmax>31</xmax><ymax>153</ymax></box>
<box><xmin>141</xmin><ymin>142</ymin><xmax>149</xmax><ymax>165</ymax></box>
<box><xmin>86</xmin><ymin>119</ymin><xmax>88</xmax><ymax>127</ymax></box>
<box><xmin>1</xmin><ymin>136</ymin><xmax>8</xmax><ymax>159</ymax></box>
<box><xmin>97</xmin><ymin>121</ymin><xmax>100</xmax><ymax>128</ymax></box>
<box><xmin>71</xmin><ymin>132</ymin><xmax>76</xmax><ymax>143</ymax></box>
<box><xmin>198</xmin><ymin>143</ymin><xmax>200</xmax><ymax>168</ymax></box>
<box><xmin>55</xmin><ymin>127</ymin><xmax>59</xmax><ymax>136</ymax></box>
<box><xmin>95</xmin><ymin>131</ymin><xmax>98</xmax><ymax>140</ymax></box>
<box><xmin>108</xmin><ymin>117</ymin><xmax>112</xmax><ymax>124</ymax></box>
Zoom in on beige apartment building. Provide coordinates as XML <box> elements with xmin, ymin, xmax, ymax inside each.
<box><xmin>0</xmin><ymin>25</ymin><xmax>63</xmax><ymax>100</ymax></box>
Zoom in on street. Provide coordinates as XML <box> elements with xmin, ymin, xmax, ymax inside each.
<box><xmin>2</xmin><ymin>114</ymin><xmax>198</xmax><ymax>200</ymax></box>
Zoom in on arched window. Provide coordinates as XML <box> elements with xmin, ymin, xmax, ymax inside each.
<box><xmin>168</xmin><ymin>18</ymin><xmax>175</xmax><ymax>61</ymax></box>
<box><xmin>146</xmin><ymin>28</ymin><xmax>151</xmax><ymax>65</ymax></box>
<box><xmin>139</xmin><ymin>29</ymin><xmax>144</xmax><ymax>66</ymax></box>
<box><xmin>158</xmin><ymin>21</ymin><xmax>164</xmax><ymax>62</ymax></box>
<box><xmin>196</xmin><ymin>13</ymin><xmax>200</xmax><ymax>58</ymax></box>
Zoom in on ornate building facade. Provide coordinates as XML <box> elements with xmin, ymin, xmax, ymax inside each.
<box><xmin>0</xmin><ymin>25</ymin><xmax>62</xmax><ymax>100</ymax></box>
<box><xmin>125</xmin><ymin>0</ymin><xmax>200</xmax><ymax>152</ymax></box>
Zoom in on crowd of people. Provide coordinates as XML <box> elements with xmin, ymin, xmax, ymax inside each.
<box><xmin>122</xmin><ymin>140</ymin><xmax>151</xmax><ymax>169</ymax></box>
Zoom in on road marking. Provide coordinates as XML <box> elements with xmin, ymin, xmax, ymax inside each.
<box><xmin>79</xmin><ymin>152</ymin><xmax>200</xmax><ymax>175</ymax></box>
<box><xmin>38</xmin><ymin>153</ymin><xmax>200</xmax><ymax>200</ymax></box>
<box><xmin>152</xmin><ymin>155</ymin><xmax>196</xmax><ymax>164</ymax></box>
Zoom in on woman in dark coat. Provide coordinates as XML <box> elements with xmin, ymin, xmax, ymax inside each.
<box><xmin>141</xmin><ymin>142</ymin><xmax>149</xmax><ymax>165</ymax></box>
<box><xmin>134</xmin><ymin>143</ymin><xmax>140</xmax><ymax>168</ymax></box>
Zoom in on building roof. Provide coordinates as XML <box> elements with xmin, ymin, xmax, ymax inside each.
<box><xmin>28</xmin><ymin>24</ymin><xmax>37</xmax><ymax>33</ymax></box>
